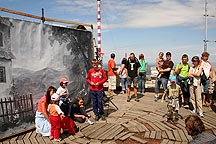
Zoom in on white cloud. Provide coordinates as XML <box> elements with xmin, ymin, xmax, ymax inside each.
<box><xmin>54</xmin><ymin>0</ymin><xmax>216</xmax><ymax>29</ymax></box>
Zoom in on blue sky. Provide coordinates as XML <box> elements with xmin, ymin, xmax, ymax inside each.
<box><xmin>1</xmin><ymin>0</ymin><xmax>216</xmax><ymax>66</ymax></box>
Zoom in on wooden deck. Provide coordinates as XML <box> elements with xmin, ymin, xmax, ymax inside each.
<box><xmin>1</xmin><ymin>91</ymin><xmax>216</xmax><ymax>144</ymax></box>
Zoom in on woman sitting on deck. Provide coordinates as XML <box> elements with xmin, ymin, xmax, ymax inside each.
<box><xmin>35</xmin><ymin>86</ymin><xmax>57</xmax><ymax>136</ymax></box>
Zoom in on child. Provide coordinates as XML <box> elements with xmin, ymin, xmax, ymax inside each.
<box><xmin>57</xmin><ymin>77</ymin><xmax>71</xmax><ymax>116</ymax></box>
<box><xmin>156</xmin><ymin>52</ymin><xmax>164</xmax><ymax>78</ymax></box>
<box><xmin>119</xmin><ymin>58</ymin><xmax>128</xmax><ymax>94</ymax></box>
<box><xmin>70</xmin><ymin>96</ymin><xmax>94</xmax><ymax>125</ymax></box>
<box><xmin>47</xmin><ymin>93</ymin><xmax>64</xmax><ymax>142</ymax></box>
<box><xmin>86</xmin><ymin>59</ymin><xmax>107</xmax><ymax>121</ymax></box>
<box><xmin>161</xmin><ymin>75</ymin><xmax>184</xmax><ymax>120</ymax></box>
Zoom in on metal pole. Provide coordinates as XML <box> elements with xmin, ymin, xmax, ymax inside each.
<box><xmin>204</xmin><ymin>0</ymin><xmax>208</xmax><ymax>52</ymax></box>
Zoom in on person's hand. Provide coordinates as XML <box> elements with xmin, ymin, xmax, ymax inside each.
<box><xmin>90</xmin><ymin>81</ymin><xmax>95</xmax><ymax>85</ymax></box>
<box><xmin>60</xmin><ymin>114</ymin><xmax>65</xmax><ymax>119</ymax></box>
<box><xmin>178</xmin><ymin>64</ymin><xmax>183</xmax><ymax>70</ymax></box>
<box><xmin>95</xmin><ymin>82</ymin><xmax>99</xmax><ymax>86</ymax></box>
<box><xmin>81</xmin><ymin>115</ymin><xmax>86</xmax><ymax>119</ymax></box>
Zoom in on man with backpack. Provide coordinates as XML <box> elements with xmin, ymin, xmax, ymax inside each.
<box><xmin>125</xmin><ymin>53</ymin><xmax>140</xmax><ymax>102</ymax></box>
<box><xmin>175</xmin><ymin>54</ymin><xmax>190</xmax><ymax>108</ymax></box>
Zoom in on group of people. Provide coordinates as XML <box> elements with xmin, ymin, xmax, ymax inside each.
<box><xmin>107</xmin><ymin>52</ymin><xmax>148</xmax><ymax>102</ymax></box>
<box><xmin>154</xmin><ymin>51</ymin><xmax>215</xmax><ymax>118</ymax></box>
<box><xmin>35</xmin><ymin>78</ymin><xmax>95</xmax><ymax>141</ymax></box>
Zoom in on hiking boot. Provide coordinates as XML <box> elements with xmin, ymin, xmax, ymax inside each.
<box><xmin>101</xmin><ymin>115</ymin><xmax>106</xmax><ymax>121</ymax></box>
<box><xmin>95</xmin><ymin>115</ymin><xmax>100</xmax><ymax>121</ymax></box>
<box><xmin>184</xmin><ymin>105</ymin><xmax>189</xmax><ymax>109</ymax></box>
<box><xmin>199</xmin><ymin>113</ymin><xmax>204</xmax><ymax>117</ymax></box>
<box><xmin>154</xmin><ymin>95</ymin><xmax>158</xmax><ymax>102</ymax></box>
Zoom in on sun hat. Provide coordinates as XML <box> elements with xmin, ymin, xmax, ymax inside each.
<box><xmin>60</xmin><ymin>77</ymin><xmax>69</xmax><ymax>83</ymax></box>
<box><xmin>51</xmin><ymin>93</ymin><xmax>60</xmax><ymax>101</ymax></box>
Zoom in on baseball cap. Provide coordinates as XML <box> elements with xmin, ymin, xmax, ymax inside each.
<box><xmin>51</xmin><ymin>93</ymin><xmax>60</xmax><ymax>101</ymax></box>
<box><xmin>60</xmin><ymin>77</ymin><xmax>69</xmax><ymax>83</ymax></box>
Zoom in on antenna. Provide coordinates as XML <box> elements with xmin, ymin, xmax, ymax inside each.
<box><xmin>203</xmin><ymin>0</ymin><xmax>216</xmax><ymax>52</ymax></box>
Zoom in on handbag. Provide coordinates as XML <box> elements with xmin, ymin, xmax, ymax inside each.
<box><xmin>200</xmin><ymin>70</ymin><xmax>207</xmax><ymax>84</ymax></box>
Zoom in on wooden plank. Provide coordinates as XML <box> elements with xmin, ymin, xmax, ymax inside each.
<box><xmin>74</xmin><ymin>131</ymin><xmax>84</xmax><ymax>139</ymax></box>
<box><xmin>156</xmin><ymin>122</ymin><xmax>173</xmax><ymax>130</ymax></box>
<box><xmin>162</xmin><ymin>131</ymin><xmax>168</xmax><ymax>139</ymax></box>
<box><xmin>149</xmin><ymin>131</ymin><xmax>156</xmax><ymax>139</ymax></box>
<box><xmin>42</xmin><ymin>136</ymin><xmax>53</xmax><ymax>143</ymax></box>
<box><xmin>23</xmin><ymin>139</ymin><xmax>32</xmax><ymax>144</ymax></box>
<box><xmin>160</xmin><ymin>139</ymin><xmax>169</xmax><ymax>144</ymax></box>
<box><xmin>74</xmin><ymin>137</ymin><xmax>90</xmax><ymax>144</ymax></box>
<box><xmin>173</xmin><ymin>130</ymin><xmax>182</xmax><ymax>142</ymax></box>
<box><xmin>98</xmin><ymin>124</ymin><xmax>121</xmax><ymax>140</ymax></box>
<box><xmin>23</xmin><ymin>131</ymin><xmax>32</xmax><ymax>139</ymax></box>
<box><xmin>104</xmin><ymin>126</ymin><xmax>125</xmax><ymax>140</ymax></box>
<box><xmin>114</xmin><ymin>131</ymin><xmax>129</xmax><ymax>140</ymax></box>
<box><xmin>132</xmin><ymin>119</ymin><xmax>150</xmax><ymax>132</ymax></box>
<box><xmin>9</xmin><ymin>136</ymin><xmax>18</xmax><ymax>143</ymax></box>
<box><xmin>119</xmin><ymin>133</ymin><xmax>134</xmax><ymax>141</ymax></box>
<box><xmin>212</xmin><ymin>129</ymin><xmax>216</xmax><ymax>135</ymax></box>
<box><xmin>16</xmin><ymin>140</ymin><xmax>24</xmax><ymax>144</ymax></box>
<box><xmin>130</xmin><ymin>135</ymin><xmax>148</xmax><ymax>144</ymax></box>
<box><xmin>147</xmin><ymin>122</ymin><xmax>161</xmax><ymax>131</ymax></box>
<box><xmin>154</xmin><ymin>122</ymin><xmax>172</xmax><ymax>131</ymax></box>
<box><xmin>177</xmin><ymin>129</ymin><xmax>189</xmax><ymax>142</ymax></box>
<box><xmin>163</xmin><ymin>121</ymin><xmax>179</xmax><ymax>130</ymax></box>
<box><xmin>144</xmin><ymin>131</ymin><xmax>150</xmax><ymax>138</ymax></box>
<box><xmin>155</xmin><ymin>131</ymin><xmax>162</xmax><ymax>140</ymax></box>
<box><xmin>122</xmin><ymin>123</ymin><xmax>139</xmax><ymax>133</ymax></box>
<box><xmin>82</xmin><ymin>123</ymin><xmax>106</xmax><ymax>136</ymax></box>
<box><xmin>88</xmin><ymin>124</ymin><xmax>115</xmax><ymax>139</ymax></box>
<box><xmin>166</xmin><ymin>130</ymin><xmax>175</xmax><ymax>141</ymax></box>
<box><xmin>35</xmin><ymin>135</ymin><xmax>45</xmax><ymax>144</ymax></box>
<box><xmin>182</xmin><ymin>129</ymin><xmax>193</xmax><ymax>142</ymax></box>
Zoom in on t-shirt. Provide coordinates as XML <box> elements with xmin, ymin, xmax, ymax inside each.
<box><xmin>37</xmin><ymin>96</ymin><xmax>47</xmax><ymax>113</ymax></box>
<box><xmin>200</xmin><ymin>60</ymin><xmax>212</xmax><ymax>78</ymax></box>
<box><xmin>161</xmin><ymin>60</ymin><xmax>174</xmax><ymax>79</ymax></box>
<box><xmin>175</xmin><ymin>63</ymin><xmax>189</xmax><ymax>78</ymax></box>
<box><xmin>126</xmin><ymin>57</ymin><xmax>141</xmax><ymax>78</ymax></box>
<box><xmin>164</xmin><ymin>84</ymin><xmax>182</xmax><ymax>99</ymax></box>
<box><xmin>139</xmin><ymin>60</ymin><xmax>148</xmax><ymax>72</ymax></box>
<box><xmin>108</xmin><ymin>59</ymin><xmax>116</xmax><ymax>76</ymax></box>
<box><xmin>47</xmin><ymin>104</ymin><xmax>64</xmax><ymax>116</ymax></box>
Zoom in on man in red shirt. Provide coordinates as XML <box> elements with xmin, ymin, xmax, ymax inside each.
<box><xmin>108</xmin><ymin>53</ymin><xmax>118</xmax><ymax>96</ymax></box>
<box><xmin>86</xmin><ymin>59</ymin><xmax>107</xmax><ymax>121</ymax></box>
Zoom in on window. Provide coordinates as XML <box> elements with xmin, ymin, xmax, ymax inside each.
<box><xmin>0</xmin><ymin>32</ymin><xmax>3</xmax><ymax>47</ymax></box>
<box><xmin>0</xmin><ymin>66</ymin><xmax>6</xmax><ymax>83</ymax></box>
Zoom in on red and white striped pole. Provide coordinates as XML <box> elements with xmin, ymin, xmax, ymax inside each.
<box><xmin>97</xmin><ymin>0</ymin><xmax>101</xmax><ymax>58</ymax></box>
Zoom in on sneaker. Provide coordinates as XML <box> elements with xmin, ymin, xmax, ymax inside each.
<box><xmin>127</xmin><ymin>97</ymin><xmax>130</xmax><ymax>102</ymax></box>
<box><xmin>184</xmin><ymin>105</ymin><xmax>189</xmax><ymax>108</ymax></box>
<box><xmin>154</xmin><ymin>96</ymin><xmax>158</xmax><ymax>102</ymax></box>
<box><xmin>199</xmin><ymin>113</ymin><xmax>204</xmax><ymax>117</ymax></box>
<box><xmin>191</xmin><ymin>110</ymin><xmax>196</xmax><ymax>113</ymax></box>
<box><xmin>86</xmin><ymin>119</ymin><xmax>94</xmax><ymax>125</ymax></box>
<box><xmin>101</xmin><ymin>115</ymin><xmax>106</xmax><ymax>121</ymax></box>
<box><xmin>95</xmin><ymin>115</ymin><xmax>100</xmax><ymax>121</ymax></box>
<box><xmin>135</xmin><ymin>98</ymin><xmax>139</xmax><ymax>102</ymax></box>
<box><xmin>54</xmin><ymin>138</ymin><xmax>62</xmax><ymax>142</ymax></box>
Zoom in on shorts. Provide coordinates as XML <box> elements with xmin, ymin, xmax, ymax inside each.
<box><xmin>127</xmin><ymin>76</ymin><xmax>139</xmax><ymax>88</ymax></box>
<box><xmin>108</xmin><ymin>76</ymin><xmax>116</xmax><ymax>90</ymax></box>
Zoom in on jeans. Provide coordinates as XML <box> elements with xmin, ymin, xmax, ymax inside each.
<box><xmin>74</xmin><ymin>107</ymin><xmax>89</xmax><ymax>123</ymax></box>
<box><xmin>89</xmin><ymin>90</ymin><xmax>104</xmax><ymax>116</ymax></box>
<box><xmin>202</xmin><ymin>79</ymin><xmax>210</xmax><ymax>94</ymax></box>
<box><xmin>155</xmin><ymin>77</ymin><xmax>168</xmax><ymax>93</ymax></box>
<box><xmin>138</xmin><ymin>72</ymin><xmax>146</xmax><ymax>93</ymax></box>
<box><xmin>120</xmin><ymin>78</ymin><xmax>128</xmax><ymax>91</ymax></box>
<box><xmin>176</xmin><ymin>76</ymin><xmax>190</xmax><ymax>105</ymax></box>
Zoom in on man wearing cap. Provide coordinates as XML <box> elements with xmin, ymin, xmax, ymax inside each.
<box><xmin>155</xmin><ymin>52</ymin><xmax>174</xmax><ymax>101</ymax></box>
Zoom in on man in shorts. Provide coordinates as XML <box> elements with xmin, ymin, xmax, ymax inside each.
<box><xmin>125</xmin><ymin>53</ymin><xmax>140</xmax><ymax>102</ymax></box>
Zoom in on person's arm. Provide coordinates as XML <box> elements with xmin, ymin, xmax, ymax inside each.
<box><xmin>41</xmin><ymin>102</ymin><xmax>50</xmax><ymax>123</ymax></box>
<box><xmin>74</xmin><ymin>113</ymin><xmax>86</xmax><ymax>119</ymax></box>
<box><xmin>192</xmin><ymin>66</ymin><xmax>203</xmax><ymax>77</ymax></box>
<box><xmin>175</xmin><ymin>64</ymin><xmax>181</xmax><ymax>75</ymax></box>
<box><xmin>146</xmin><ymin>63</ymin><xmax>148</xmax><ymax>74</ymax></box>
<box><xmin>161</xmin><ymin>89</ymin><xmax>168</xmax><ymax>103</ymax></box>
<box><xmin>97</xmin><ymin>69</ymin><xmax>107</xmax><ymax>85</ymax></box>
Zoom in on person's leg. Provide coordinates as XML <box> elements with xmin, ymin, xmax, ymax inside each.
<box><xmin>202</xmin><ymin>79</ymin><xmax>210</xmax><ymax>106</ymax></box>
<box><xmin>133</xmin><ymin>76</ymin><xmax>139</xmax><ymax>101</ymax></box>
<box><xmin>138</xmin><ymin>75</ymin><xmax>143</xmax><ymax>93</ymax></box>
<box><xmin>127</xmin><ymin>77</ymin><xmax>132</xmax><ymax>102</ymax></box>
<box><xmin>143</xmin><ymin>72</ymin><xmax>146</xmax><ymax>93</ymax></box>
<box><xmin>154</xmin><ymin>77</ymin><xmax>161</xmax><ymax>101</ymax></box>
<box><xmin>195</xmin><ymin>85</ymin><xmax>203</xmax><ymax>116</ymax></box>
<box><xmin>124</xmin><ymin>78</ymin><xmax>128</xmax><ymax>93</ymax></box>
<box><xmin>90</xmin><ymin>91</ymin><xmax>99</xmax><ymax>117</ymax></box>
<box><xmin>97</xmin><ymin>90</ymin><xmax>105</xmax><ymax>120</ymax></box>
<box><xmin>189</xmin><ymin>85</ymin><xmax>196</xmax><ymax>112</ymax></box>
<box><xmin>120</xmin><ymin>78</ymin><xmax>125</xmax><ymax>94</ymax></box>
<box><xmin>75</xmin><ymin>117</ymin><xmax>85</xmax><ymax>123</ymax></box>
